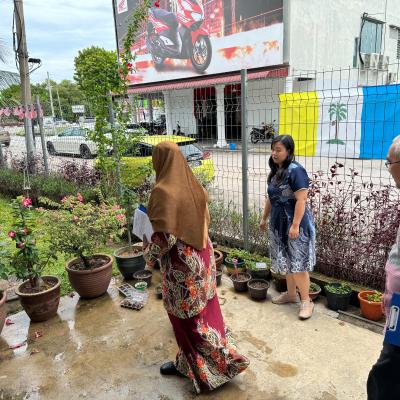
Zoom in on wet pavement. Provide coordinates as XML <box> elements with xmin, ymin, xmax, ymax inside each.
<box><xmin>0</xmin><ymin>272</ymin><xmax>382</xmax><ymax>400</ymax></box>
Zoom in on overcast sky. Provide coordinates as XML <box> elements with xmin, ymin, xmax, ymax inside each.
<box><xmin>0</xmin><ymin>0</ymin><xmax>116</xmax><ymax>84</ymax></box>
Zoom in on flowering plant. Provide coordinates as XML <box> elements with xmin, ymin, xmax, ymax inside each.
<box><xmin>6</xmin><ymin>196</ymin><xmax>57</xmax><ymax>289</ymax></box>
<box><xmin>44</xmin><ymin>194</ymin><xmax>126</xmax><ymax>269</ymax></box>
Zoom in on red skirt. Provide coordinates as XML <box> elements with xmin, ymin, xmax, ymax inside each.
<box><xmin>168</xmin><ymin>295</ymin><xmax>249</xmax><ymax>394</ymax></box>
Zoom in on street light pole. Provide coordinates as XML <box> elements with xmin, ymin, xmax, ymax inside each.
<box><xmin>14</xmin><ymin>0</ymin><xmax>36</xmax><ymax>168</ymax></box>
<box><xmin>47</xmin><ymin>71</ymin><xmax>55</xmax><ymax>121</ymax></box>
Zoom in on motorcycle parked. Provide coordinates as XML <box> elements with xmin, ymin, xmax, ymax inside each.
<box><xmin>250</xmin><ymin>121</ymin><xmax>276</xmax><ymax>144</ymax></box>
<box><xmin>146</xmin><ymin>0</ymin><xmax>212</xmax><ymax>73</ymax></box>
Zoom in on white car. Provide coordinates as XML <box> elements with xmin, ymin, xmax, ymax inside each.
<box><xmin>46</xmin><ymin>127</ymin><xmax>98</xmax><ymax>158</ymax></box>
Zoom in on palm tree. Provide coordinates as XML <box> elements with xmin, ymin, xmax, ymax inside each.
<box><xmin>327</xmin><ymin>102</ymin><xmax>347</xmax><ymax>145</ymax></box>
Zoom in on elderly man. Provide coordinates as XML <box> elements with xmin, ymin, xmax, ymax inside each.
<box><xmin>367</xmin><ymin>136</ymin><xmax>400</xmax><ymax>400</ymax></box>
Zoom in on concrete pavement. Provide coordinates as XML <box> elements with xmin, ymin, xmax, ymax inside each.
<box><xmin>0</xmin><ymin>271</ymin><xmax>382</xmax><ymax>400</ymax></box>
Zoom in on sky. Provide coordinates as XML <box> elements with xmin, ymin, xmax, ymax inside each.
<box><xmin>0</xmin><ymin>0</ymin><xmax>116</xmax><ymax>84</ymax></box>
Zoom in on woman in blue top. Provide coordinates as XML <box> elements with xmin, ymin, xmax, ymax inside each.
<box><xmin>260</xmin><ymin>135</ymin><xmax>316</xmax><ymax>320</ymax></box>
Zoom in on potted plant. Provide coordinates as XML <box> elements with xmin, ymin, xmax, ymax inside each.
<box><xmin>325</xmin><ymin>282</ymin><xmax>352</xmax><ymax>311</ymax></box>
<box><xmin>114</xmin><ymin>185</ymin><xmax>149</xmax><ymax>279</ymax></box>
<box><xmin>309</xmin><ymin>282</ymin><xmax>322</xmax><ymax>301</ymax></box>
<box><xmin>247</xmin><ymin>261</ymin><xmax>271</xmax><ymax>280</ymax></box>
<box><xmin>271</xmin><ymin>269</ymin><xmax>287</xmax><ymax>292</ymax></box>
<box><xmin>214</xmin><ymin>249</ymin><xmax>224</xmax><ymax>270</ymax></box>
<box><xmin>224</xmin><ymin>249</ymin><xmax>247</xmax><ymax>274</ymax></box>
<box><xmin>247</xmin><ymin>279</ymin><xmax>270</xmax><ymax>300</ymax></box>
<box><xmin>216</xmin><ymin>269</ymin><xmax>223</xmax><ymax>286</ymax></box>
<box><xmin>358</xmin><ymin>290</ymin><xmax>383</xmax><ymax>321</ymax></box>
<box><xmin>133</xmin><ymin>269</ymin><xmax>153</xmax><ymax>287</ymax></box>
<box><xmin>155</xmin><ymin>284</ymin><xmax>162</xmax><ymax>299</ymax></box>
<box><xmin>7</xmin><ymin>196</ymin><xmax>60</xmax><ymax>322</ymax></box>
<box><xmin>45</xmin><ymin>194</ymin><xmax>126</xmax><ymax>299</ymax></box>
<box><xmin>231</xmin><ymin>272</ymin><xmax>252</xmax><ymax>292</ymax></box>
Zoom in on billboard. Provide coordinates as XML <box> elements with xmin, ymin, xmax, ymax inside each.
<box><xmin>113</xmin><ymin>0</ymin><xmax>284</xmax><ymax>85</ymax></box>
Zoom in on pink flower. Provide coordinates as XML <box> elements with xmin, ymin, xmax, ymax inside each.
<box><xmin>17</xmin><ymin>242</ymin><xmax>25</xmax><ymax>249</ymax></box>
<box><xmin>22</xmin><ymin>197</ymin><xmax>32</xmax><ymax>208</ymax></box>
<box><xmin>23</xmin><ymin>227</ymin><xmax>29</xmax><ymax>236</ymax></box>
<box><xmin>77</xmin><ymin>193</ymin><xmax>84</xmax><ymax>203</ymax></box>
<box><xmin>8</xmin><ymin>231</ymin><xmax>16</xmax><ymax>238</ymax></box>
<box><xmin>61</xmin><ymin>197</ymin><xmax>67</xmax><ymax>204</ymax></box>
<box><xmin>116</xmin><ymin>214</ymin><xmax>126</xmax><ymax>221</ymax></box>
<box><xmin>112</xmin><ymin>205</ymin><xmax>120</xmax><ymax>211</ymax></box>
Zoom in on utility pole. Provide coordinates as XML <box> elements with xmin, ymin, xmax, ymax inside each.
<box><xmin>14</xmin><ymin>0</ymin><xmax>36</xmax><ymax>168</ymax></box>
<box><xmin>47</xmin><ymin>72</ymin><xmax>55</xmax><ymax>121</ymax></box>
<box><xmin>56</xmin><ymin>86</ymin><xmax>63</xmax><ymax>120</ymax></box>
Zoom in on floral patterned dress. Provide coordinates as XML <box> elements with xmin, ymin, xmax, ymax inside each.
<box><xmin>144</xmin><ymin>232</ymin><xmax>249</xmax><ymax>393</ymax></box>
<box><xmin>267</xmin><ymin>161</ymin><xmax>316</xmax><ymax>274</ymax></box>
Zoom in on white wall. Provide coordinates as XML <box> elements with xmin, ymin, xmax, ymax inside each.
<box><xmin>165</xmin><ymin>89</ymin><xmax>197</xmax><ymax>136</ymax></box>
<box><xmin>287</xmin><ymin>0</ymin><xmax>400</xmax><ymax>75</ymax></box>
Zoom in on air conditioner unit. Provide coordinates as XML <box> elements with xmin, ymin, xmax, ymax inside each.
<box><xmin>361</xmin><ymin>53</ymin><xmax>379</xmax><ymax>69</ymax></box>
<box><xmin>378</xmin><ymin>55</ymin><xmax>389</xmax><ymax>70</ymax></box>
<box><xmin>388</xmin><ymin>72</ymin><xmax>398</xmax><ymax>84</ymax></box>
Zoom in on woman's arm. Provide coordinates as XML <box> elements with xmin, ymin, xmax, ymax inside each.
<box><xmin>289</xmin><ymin>189</ymin><xmax>308</xmax><ymax>239</ymax></box>
<box><xmin>143</xmin><ymin>232</ymin><xmax>177</xmax><ymax>269</ymax></box>
<box><xmin>260</xmin><ymin>197</ymin><xmax>272</xmax><ymax>231</ymax></box>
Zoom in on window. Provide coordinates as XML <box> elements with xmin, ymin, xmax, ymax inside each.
<box><xmin>360</xmin><ymin>19</ymin><xmax>383</xmax><ymax>53</ymax></box>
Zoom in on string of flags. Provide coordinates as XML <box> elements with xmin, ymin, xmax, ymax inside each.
<box><xmin>0</xmin><ymin>105</ymin><xmax>44</xmax><ymax>120</ymax></box>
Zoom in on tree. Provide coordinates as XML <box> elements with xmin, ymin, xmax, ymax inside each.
<box><xmin>328</xmin><ymin>102</ymin><xmax>347</xmax><ymax>145</ymax></box>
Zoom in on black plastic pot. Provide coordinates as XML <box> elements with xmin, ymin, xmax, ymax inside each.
<box><xmin>133</xmin><ymin>270</ymin><xmax>153</xmax><ymax>287</ymax></box>
<box><xmin>155</xmin><ymin>285</ymin><xmax>162</xmax><ymax>299</ymax></box>
<box><xmin>114</xmin><ymin>246</ymin><xmax>145</xmax><ymax>280</ymax></box>
<box><xmin>249</xmin><ymin>268</ymin><xmax>270</xmax><ymax>280</ymax></box>
<box><xmin>216</xmin><ymin>270</ymin><xmax>223</xmax><ymax>287</ymax></box>
<box><xmin>231</xmin><ymin>272</ymin><xmax>251</xmax><ymax>292</ymax></box>
<box><xmin>325</xmin><ymin>283</ymin><xmax>352</xmax><ymax>311</ymax></box>
<box><xmin>247</xmin><ymin>279</ymin><xmax>270</xmax><ymax>300</ymax></box>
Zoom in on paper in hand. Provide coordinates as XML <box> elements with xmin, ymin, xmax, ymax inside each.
<box><xmin>132</xmin><ymin>206</ymin><xmax>154</xmax><ymax>243</ymax></box>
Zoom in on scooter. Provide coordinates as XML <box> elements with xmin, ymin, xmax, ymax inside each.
<box><xmin>146</xmin><ymin>0</ymin><xmax>212</xmax><ymax>73</ymax></box>
<box><xmin>250</xmin><ymin>121</ymin><xmax>276</xmax><ymax>144</ymax></box>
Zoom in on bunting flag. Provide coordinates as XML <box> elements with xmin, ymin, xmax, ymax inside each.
<box><xmin>278</xmin><ymin>83</ymin><xmax>400</xmax><ymax>159</ymax></box>
<box><xmin>0</xmin><ymin>104</ymin><xmax>43</xmax><ymax>120</ymax></box>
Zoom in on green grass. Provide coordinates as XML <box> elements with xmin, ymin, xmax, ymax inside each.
<box><xmin>0</xmin><ymin>195</ymin><xmax>122</xmax><ymax>296</ymax></box>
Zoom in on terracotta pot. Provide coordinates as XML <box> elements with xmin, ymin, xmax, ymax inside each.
<box><xmin>248</xmin><ymin>279</ymin><xmax>270</xmax><ymax>300</ymax></box>
<box><xmin>216</xmin><ymin>270</ymin><xmax>223</xmax><ymax>287</ymax></box>
<box><xmin>225</xmin><ymin>257</ymin><xmax>246</xmax><ymax>275</ymax></box>
<box><xmin>66</xmin><ymin>254</ymin><xmax>113</xmax><ymax>299</ymax></box>
<box><xmin>309</xmin><ymin>283</ymin><xmax>322</xmax><ymax>301</ymax></box>
<box><xmin>15</xmin><ymin>276</ymin><xmax>60</xmax><ymax>322</ymax></box>
<box><xmin>114</xmin><ymin>245</ymin><xmax>145</xmax><ymax>279</ymax></box>
<box><xmin>231</xmin><ymin>272</ymin><xmax>251</xmax><ymax>292</ymax></box>
<box><xmin>358</xmin><ymin>291</ymin><xmax>383</xmax><ymax>321</ymax></box>
<box><xmin>214</xmin><ymin>250</ymin><xmax>224</xmax><ymax>270</ymax></box>
<box><xmin>0</xmin><ymin>290</ymin><xmax>7</xmax><ymax>334</ymax></box>
<box><xmin>133</xmin><ymin>270</ymin><xmax>153</xmax><ymax>287</ymax></box>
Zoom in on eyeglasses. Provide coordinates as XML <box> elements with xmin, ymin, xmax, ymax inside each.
<box><xmin>385</xmin><ymin>160</ymin><xmax>400</xmax><ymax>168</ymax></box>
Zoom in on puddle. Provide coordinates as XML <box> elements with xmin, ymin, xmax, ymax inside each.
<box><xmin>268</xmin><ymin>360</ymin><xmax>298</xmax><ymax>377</ymax></box>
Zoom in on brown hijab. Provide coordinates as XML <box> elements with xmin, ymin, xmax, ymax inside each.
<box><xmin>148</xmin><ymin>141</ymin><xmax>210</xmax><ymax>250</ymax></box>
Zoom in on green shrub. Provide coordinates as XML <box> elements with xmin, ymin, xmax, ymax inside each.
<box><xmin>0</xmin><ymin>168</ymin><xmax>98</xmax><ymax>204</ymax></box>
<box><xmin>366</xmin><ymin>291</ymin><xmax>382</xmax><ymax>302</ymax></box>
<box><xmin>325</xmin><ymin>283</ymin><xmax>352</xmax><ymax>295</ymax></box>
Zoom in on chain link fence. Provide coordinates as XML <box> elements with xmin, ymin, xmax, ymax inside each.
<box><xmin>1</xmin><ymin>64</ymin><xmax>400</xmax><ymax>289</ymax></box>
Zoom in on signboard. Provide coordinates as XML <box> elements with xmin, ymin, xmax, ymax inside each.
<box><xmin>117</xmin><ymin>0</ymin><xmax>128</xmax><ymax>14</ymax></box>
<box><xmin>72</xmin><ymin>105</ymin><xmax>85</xmax><ymax>114</ymax></box>
<box><xmin>113</xmin><ymin>0</ymin><xmax>284</xmax><ymax>85</ymax></box>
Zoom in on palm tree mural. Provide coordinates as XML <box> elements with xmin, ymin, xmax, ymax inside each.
<box><xmin>327</xmin><ymin>102</ymin><xmax>347</xmax><ymax>145</ymax></box>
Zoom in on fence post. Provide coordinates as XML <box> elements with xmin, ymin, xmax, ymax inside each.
<box><xmin>35</xmin><ymin>95</ymin><xmax>49</xmax><ymax>175</ymax></box>
<box><xmin>108</xmin><ymin>92</ymin><xmax>123</xmax><ymax>200</ymax></box>
<box><xmin>241</xmin><ymin>69</ymin><xmax>249</xmax><ymax>250</ymax></box>
<box><xmin>0</xmin><ymin>140</ymin><xmax>4</xmax><ymax>167</ymax></box>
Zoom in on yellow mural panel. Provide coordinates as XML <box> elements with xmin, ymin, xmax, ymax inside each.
<box><xmin>279</xmin><ymin>92</ymin><xmax>318</xmax><ymax>156</ymax></box>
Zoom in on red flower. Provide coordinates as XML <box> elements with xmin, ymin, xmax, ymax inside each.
<box><xmin>154</xmin><ymin>0</ymin><xmax>160</xmax><ymax>7</ymax></box>
<box><xmin>22</xmin><ymin>197</ymin><xmax>32</xmax><ymax>208</ymax></box>
<box><xmin>17</xmin><ymin>242</ymin><xmax>25</xmax><ymax>249</ymax></box>
<box><xmin>8</xmin><ymin>231</ymin><xmax>16</xmax><ymax>238</ymax></box>
<box><xmin>126</xmin><ymin>62</ymin><xmax>133</xmax><ymax>70</ymax></box>
<box><xmin>23</xmin><ymin>227</ymin><xmax>29</xmax><ymax>235</ymax></box>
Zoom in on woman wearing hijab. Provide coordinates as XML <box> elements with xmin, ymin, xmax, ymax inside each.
<box><xmin>143</xmin><ymin>141</ymin><xmax>249</xmax><ymax>394</ymax></box>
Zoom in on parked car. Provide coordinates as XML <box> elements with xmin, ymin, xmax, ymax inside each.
<box><xmin>119</xmin><ymin>135</ymin><xmax>214</xmax><ymax>186</ymax></box>
<box><xmin>46</xmin><ymin>127</ymin><xmax>96</xmax><ymax>158</ymax></box>
<box><xmin>0</xmin><ymin>128</ymin><xmax>10</xmax><ymax>147</ymax></box>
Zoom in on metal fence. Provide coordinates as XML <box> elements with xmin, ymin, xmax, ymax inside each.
<box><xmin>1</xmin><ymin>64</ymin><xmax>400</xmax><ymax>289</ymax></box>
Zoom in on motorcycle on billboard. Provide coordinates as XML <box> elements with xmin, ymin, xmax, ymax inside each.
<box><xmin>146</xmin><ymin>0</ymin><xmax>212</xmax><ymax>72</ymax></box>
